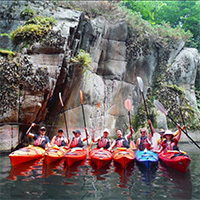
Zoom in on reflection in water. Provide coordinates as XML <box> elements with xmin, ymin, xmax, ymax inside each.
<box><xmin>7</xmin><ymin>159</ymin><xmax>43</xmax><ymax>181</ymax></box>
<box><xmin>1</xmin><ymin>144</ymin><xmax>199</xmax><ymax>200</ymax></box>
<box><xmin>159</xmin><ymin>163</ymin><xmax>192</xmax><ymax>199</ymax></box>
<box><xmin>114</xmin><ymin>161</ymin><xmax>135</xmax><ymax>188</ymax></box>
<box><xmin>136</xmin><ymin>162</ymin><xmax>158</xmax><ymax>185</ymax></box>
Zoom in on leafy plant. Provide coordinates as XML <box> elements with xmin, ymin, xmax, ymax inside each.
<box><xmin>20</xmin><ymin>5</ymin><xmax>35</xmax><ymax>19</ymax></box>
<box><xmin>70</xmin><ymin>49</ymin><xmax>92</xmax><ymax>69</ymax></box>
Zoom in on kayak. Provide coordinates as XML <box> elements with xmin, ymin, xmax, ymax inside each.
<box><xmin>44</xmin><ymin>146</ymin><xmax>69</xmax><ymax>165</ymax></box>
<box><xmin>90</xmin><ymin>148</ymin><xmax>112</xmax><ymax>169</ymax></box>
<box><xmin>64</xmin><ymin>147</ymin><xmax>87</xmax><ymax>167</ymax></box>
<box><xmin>113</xmin><ymin>148</ymin><xmax>135</xmax><ymax>169</ymax></box>
<box><xmin>9</xmin><ymin>145</ymin><xmax>45</xmax><ymax>166</ymax></box>
<box><xmin>135</xmin><ymin>149</ymin><xmax>158</xmax><ymax>169</ymax></box>
<box><xmin>158</xmin><ymin>150</ymin><xmax>191</xmax><ymax>173</ymax></box>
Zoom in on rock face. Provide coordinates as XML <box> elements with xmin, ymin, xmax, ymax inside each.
<box><xmin>0</xmin><ymin>1</ymin><xmax>199</xmax><ymax>151</ymax></box>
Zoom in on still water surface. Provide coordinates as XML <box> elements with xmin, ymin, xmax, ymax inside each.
<box><xmin>0</xmin><ymin>143</ymin><xmax>199</xmax><ymax>200</ymax></box>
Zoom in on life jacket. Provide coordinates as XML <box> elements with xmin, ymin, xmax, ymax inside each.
<box><xmin>54</xmin><ymin>135</ymin><xmax>66</xmax><ymax>147</ymax></box>
<box><xmin>116</xmin><ymin>137</ymin><xmax>129</xmax><ymax>148</ymax></box>
<box><xmin>138</xmin><ymin>136</ymin><xmax>151</xmax><ymax>151</ymax></box>
<box><xmin>70</xmin><ymin>137</ymin><xmax>84</xmax><ymax>148</ymax></box>
<box><xmin>162</xmin><ymin>139</ymin><xmax>178</xmax><ymax>153</ymax></box>
<box><xmin>33</xmin><ymin>135</ymin><xmax>49</xmax><ymax>149</ymax></box>
<box><xmin>97</xmin><ymin>137</ymin><xmax>110</xmax><ymax>149</ymax></box>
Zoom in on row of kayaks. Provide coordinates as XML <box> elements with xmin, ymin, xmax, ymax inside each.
<box><xmin>8</xmin><ymin>145</ymin><xmax>191</xmax><ymax>173</ymax></box>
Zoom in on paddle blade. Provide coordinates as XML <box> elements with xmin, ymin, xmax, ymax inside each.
<box><xmin>97</xmin><ymin>102</ymin><xmax>100</xmax><ymax>109</ymax></box>
<box><xmin>124</xmin><ymin>99</ymin><xmax>132</xmax><ymax>112</ymax></box>
<box><xmin>59</xmin><ymin>92</ymin><xmax>64</xmax><ymax>107</ymax></box>
<box><xmin>176</xmin><ymin>96</ymin><xmax>180</xmax><ymax>106</ymax></box>
<box><xmin>154</xmin><ymin>100</ymin><xmax>168</xmax><ymax>115</ymax></box>
<box><xmin>137</xmin><ymin>76</ymin><xmax>143</xmax><ymax>92</ymax></box>
<box><xmin>80</xmin><ymin>90</ymin><xmax>83</xmax><ymax>104</ymax></box>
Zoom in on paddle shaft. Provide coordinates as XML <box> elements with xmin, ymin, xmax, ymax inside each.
<box><xmin>59</xmin><ymin>92</ymin><xmax>69</xmax><ymax>138</ymax></box>
<box><xmin>81</xmin><ymin>103</ymin><xmax>88</xmax><ymax>145</ymax></box>
<box><xmin>141</xmin><ymin>92</ymin><xmax>153</xmax><ymax>134</ymax></box>
<box><xmin>167</xmin><ymin>113</ymin><xmax>200</xmax><ymax>149</ymax></box>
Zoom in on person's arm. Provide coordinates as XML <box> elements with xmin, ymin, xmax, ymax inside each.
<box><xmin>82</xmin><ymin>128</ymin><xmax>90</xmax><ymax>142</ymax></box>
<box><xmin>135</xmin><ymin>138</ymin><xmax>140</xmax><ymax>149</ymax></box>
<box><xmin>28</xmin><ymin>132</ymin><xmax>35</xmax><ymax>138</ymax></box>
<box><xmin>108</xmin><ymin>140</ymin><xmax>116</xmax><ymax>151</ymax></box>
<box><xmin>174</xmin><ymin>124</ymin><xmax>182</xmax><ymax>142</ymax></box>
<box><xmin>126</xmin><ymin>126</ymin><xmax>134</xmax><ymax>140</ymax></box>
<box><xmin>50</xmin><ymin>136</ymin><xmax>56</xmax><ymax>146</ymax></box>
<box><xmin>148</xmin><ymin>119</ymin><xmax>154</xmax><ymax>136</ymax></box>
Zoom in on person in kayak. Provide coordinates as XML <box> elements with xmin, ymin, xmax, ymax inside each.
<box><xmin>135</xmin><ymin>126</ymin><xmax>152</xmax><ymax>151</ymax></box>
<box><xmin>108</xmin><ymin>128</ymin><xmax>135</xmax><ymax>151</ymax></box>
<box><xmin>156</xmin><ymin>125</ymin><xmax>182</xmax><ymax>153</ymax></box>
<box><xmin>28</xmin><ymin>123</ymin><xmax>50</xmax><ymax>149</ymax></box>
<box><xmin>92</xmin><ymin>128</ymin><xmax>111</xmax><ymax>149</ymax></box>
<box><xmin>50</xmin><ymin>128</ymin><xmax>69</xmax><ymax>147</ymax></box>
<box><xmin>68</xmin><ymin>129</ymin><xmax>89</xmax><ymax>148</ymax></box>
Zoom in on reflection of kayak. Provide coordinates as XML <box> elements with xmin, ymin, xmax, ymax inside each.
<box><xmin>7</xmin><ymin>159</ymin><xmax>42</xmax><ymax>180</ymax></box>
<box><xmin>44</xmin><ymin>146</ymin><xmax>69</xmax><ymax>165</ymax></box>
<box><xmin>136</xmin><ymin>149</ymin><xmax>158</xmax><ymax>169</ymax></box>
<box><xmin>9</xmin><ymin>145</ymin><xmax>45</xmax><ymax>166</ymax></box>
<box><xmin>158</xmin><ymin>150</ymin><xmax>191</xmax><ymax>173</ymax></box>
<box><xmin>64</xmin><ymin>147</ymin><xmax>87</xmax><ymax>167</ymax></box>
<box><xmin>113</xmin><ymin>148</ymin><xmax>135</xmax><ymax>169</ymax></box>
<box><xmin>90</xmin><ymin>148</ymin><xmax>112</xmax><ymax>169</ymax></box>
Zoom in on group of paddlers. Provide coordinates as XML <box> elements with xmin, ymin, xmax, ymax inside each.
<box><xmin>28</xmin><ymin>120</ymin><xmax>185</xmax><ymax>153</ymax></box>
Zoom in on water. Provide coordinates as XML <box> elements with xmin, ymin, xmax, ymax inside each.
<box><xmin>0</xmin><ymin>143</ymin><xmax>199</xmax><ymax>200</ymax></box>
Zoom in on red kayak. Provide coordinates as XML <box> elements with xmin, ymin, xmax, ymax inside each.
<box><xmin>9</xmin><ymin>145</ymin><xmax>45</xmax><ymax>166</ymax></box>
<box><xmin>44</xmin><ymin>146</ymin><xmax>69</xmax><ymax>165</ymax></box>
<box><xmin>158</xmin><ymin>150</ymin><xmax>191</xmax><ymax>173</ymax></box>
<box><xmin>90</xmin><ymin>148</ymin><xmax>112</xmax><ymax>169</ymax></box>
<box><xmin>64</xmin><ymin>147</ymin><xmax>87</xmax><ymax>167</ymax></box>
<box><xmin>113</xmin><ymin>148</ymin><xmax>135</xmax><ymax>169</ymax></box>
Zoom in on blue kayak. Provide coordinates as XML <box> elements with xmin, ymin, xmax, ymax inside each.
<box><xmin>135</xmin><ymin>149</ymin><xmax>158</xmax><ymax>169</ymax></box>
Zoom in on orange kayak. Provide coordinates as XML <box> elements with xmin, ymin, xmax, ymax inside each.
<box><xmin>158</xmin><ymin>150</ymin><xmax>191</xmax><ymax>173</ymax></box>
<box><xmin>64</xmin><ymin>147</ymin><xmax>87</xmax><ymax>167</ymax></box>
<box><xmin>9</xmin><ymin>145</ymin><xmax>45</xmax><ymax>166</ymax></box>
<box><xmin>113</xmin><ymin>148</ymin><xmax>135</xmax><ymax>169</ymax></box>
<box><xmin>44</xmin><ymin>146</ymin><xmax>69</xmax><ymax>165</ymax></box>
<box><xmin>90</xmin><ymin>148</ymin><xmax>112</xmax><ymax>169</ymax></box>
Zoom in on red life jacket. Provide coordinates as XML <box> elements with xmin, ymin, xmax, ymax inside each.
<box><xmin>70</xmin><ymin>137</ymin><xmax>84</xmax><ymax>148</ymax></box>
<box><xmin>138</xmin><ymin>136</ymin><xmax>151</xmax><ymax>151</ymax></box>
<box><xmin>97</xmin><ymin>137</ymin><xmax>110</xmax><ymax>149</ymax></box>
<box><xmin>54</xmin><ymin>135</ymin><xmax>66</xmax><ymax>147</ymax></box>
<box><xmin>161</xmin><ymin>139</ymin><xmax>178</xmax><ymax>153</ymax></box>
<box><xmin>33</xmin><ymin>136</ymin><xmax>46</xmax><ymax>147</ymax></box>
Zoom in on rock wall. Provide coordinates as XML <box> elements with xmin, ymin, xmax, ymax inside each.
<box><xmin>0</xmin><ymin>1</ymin><xmax>199</xmax><ymax>151</ymax></box>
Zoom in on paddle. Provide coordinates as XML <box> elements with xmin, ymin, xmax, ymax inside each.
<box><xmin>59</xmin><ymin>92</ymin><xmax>69</xmax><ymax>143</ymax></box>
<box><xmin>88</xmin><ymin>102</ymin><xmax>100</xmax><ymax>159</ymax></box>
<box><xmin>80</xmin><ymin>90</ymin><xmax>88</xmax><ymax>146</ymax></box>
<box><xmin>154</xmin><ymin>99</ymin><xmax>200</xmax><ymax>150</ymax></box>
<box><xmin>124</xmin><ymin>99</ymin><xmax>136</xmax><ymax>150</ymax></box>
<box><xmin>137</xmin><ymin>76</ymin><xmax>153</xmax><ymax>134</ymax></box>
<box><xmin>176</xmin><ymin>96</ymin><xmax>188</xmax><ymax>134</ymax></box>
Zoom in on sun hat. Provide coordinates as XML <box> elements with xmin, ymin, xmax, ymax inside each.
<box><xmin>159</xmin><ymin>129</ymin><xmax>165</xmax><ymax>134</ymax></box>
<box><xmin>163</xmin><ymin>130</ymin><xmax>174</xmax><ymax>137</ymax></box>
<box><xmin>73</xmin><ymin>130</ymin><xmax>81</xmax><ymax>135</ymax></box>
<box><xmin>103</xmin><ymin>128</ymin><xmax>110</xmax><ymax>134</ymax></box>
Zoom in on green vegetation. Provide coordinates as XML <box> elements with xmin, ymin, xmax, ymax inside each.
<box><xmin>20</xmin><ymin>5</ymin><xmax>35</xmax><ymax>19</ymax></box>
<box><xmin>10</xmin><ymin>16</ymin><xmax>56</xmax><ymax>45</ymax></box>
<box><xmin>71</xmin><ymin>49</ymin><xmax>92</xmax><ymax>69</ymax></box>
<box><xmin>121</xmin><ymin>1</ymin><xmax>200</xmax><ymax>51</ymax></box>
<box><xmin>0</xmin><ymin>49</ymin><xmax>16</xmax><ymax>60</ymax></box>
